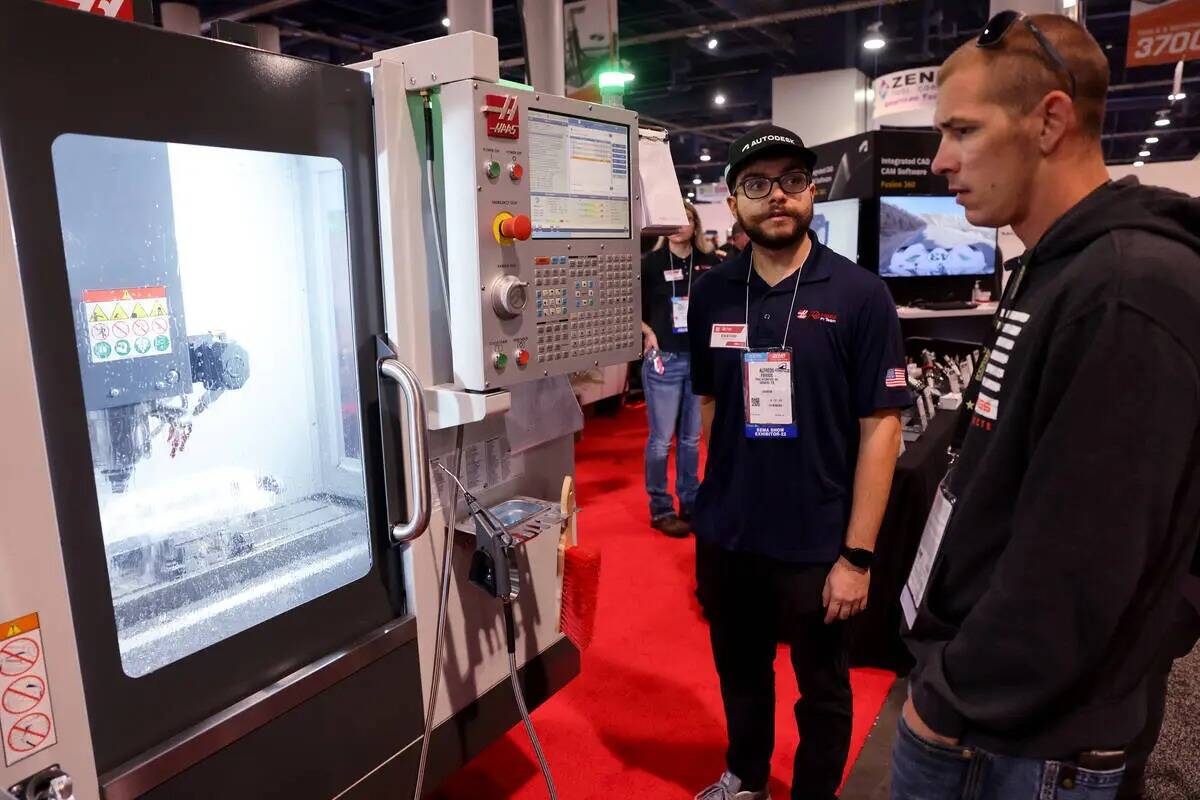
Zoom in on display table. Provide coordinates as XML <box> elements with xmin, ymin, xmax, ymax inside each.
<box><xmin>896</xmin><ymin>301</ymin><xmax>997</xmax><ymax>319</ymax></box>
<box><xmin>847</xmin><ymin>409</ymin><xmax>958</xmax><ymax>672</ymax></box>
<box><xmin>897</xmin><ymin>302</ymin><xmax>996</xmax><ymax>345</ymax></box>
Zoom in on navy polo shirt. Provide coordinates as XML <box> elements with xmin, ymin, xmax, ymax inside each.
<box><xmin>687</xmin><ymin>234</ymin><xmax>911</xmax><ymax>563</ymax></box>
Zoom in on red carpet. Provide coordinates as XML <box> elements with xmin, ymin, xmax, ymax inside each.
<box><xmin>435</xmin><ymin>404</ymin><xmax>895</xmax><ymax>799</ymax></box>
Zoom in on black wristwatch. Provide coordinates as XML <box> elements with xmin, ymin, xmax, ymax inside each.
<box><xmin>840</xmin><ymin>546</ymin><xmax>875</xmax><ymax>570</ymax></box>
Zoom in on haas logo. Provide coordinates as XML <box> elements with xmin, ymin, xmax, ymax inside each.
<box><xmin>484</xmin><ymin>94</ymin><xmax>520</xmax><ymax>139</ymax></box>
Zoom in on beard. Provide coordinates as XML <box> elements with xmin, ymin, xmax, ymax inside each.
<box><xmin>736</xmin><ymin>203</ymin><xmax>812</xmax><ymax>251</ymax></box>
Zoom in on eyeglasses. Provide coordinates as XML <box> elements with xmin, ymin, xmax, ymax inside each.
<box><xmin>737</xmin><ymin>171</ymin><xmax>811</xmax><ymax>200</ymax></box>
<box><xmin>977</xmin><ymin>10</ymin><xmax>1076</xmax><ymax>99</ymax></box>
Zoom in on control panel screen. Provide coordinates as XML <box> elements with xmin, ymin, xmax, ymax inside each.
<box><xmin>528</xmin><ymin>109</ymin><xmax>631</xmax><ymax>239</ymax></box>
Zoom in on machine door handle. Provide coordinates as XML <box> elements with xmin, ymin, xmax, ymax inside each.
<box><xmin>379</xmin><ymin>357</ymin><xmax>431</xmax><ymax>544</ymax></box>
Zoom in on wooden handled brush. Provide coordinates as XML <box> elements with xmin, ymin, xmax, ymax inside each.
<box><xmin>558</xmin><ymin>475</ymin><xmax>600</xmax><ymax>651</ymax></box>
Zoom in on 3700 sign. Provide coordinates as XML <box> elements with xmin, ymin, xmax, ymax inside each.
<box><xmin>1132</xmin><ymin>29</ymin><xmax>1200</xmax><ymax>61</ymax></box>
<box><xmin>45</xmin><ymin>0</ymin><xmax>134</xmax><ymax>20</ymax></box>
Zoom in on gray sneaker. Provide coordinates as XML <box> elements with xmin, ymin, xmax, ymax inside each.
<box><xmin>694</xmin><ymin>771</ymin><xmax>771</xmax><ymax>800</ymax></box>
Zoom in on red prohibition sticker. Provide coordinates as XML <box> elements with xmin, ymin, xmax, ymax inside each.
<box><xmin>6</xmin><ymin>713</ymin><xmax>51</xmax><ymax>753</ymax></box>
<box><xmin>2</xmin><ymin>676</ymin><xmax>46</xmax><ymax>716</ymax></box>
<box><xmin>0</xmin><ymin>640</ymin><xmax>38</xmax><ymax>678</ymax></box>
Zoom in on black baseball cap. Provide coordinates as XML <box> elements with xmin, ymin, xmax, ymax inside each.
<box><xmin>725</xmin><ymin>124</ymin><xmax>819</xmax><ymax>192</ymax></box>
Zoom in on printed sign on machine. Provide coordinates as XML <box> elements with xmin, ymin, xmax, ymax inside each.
<box><xmin>84</xmin><ymin>286</ymin><xmax>173</xmax><ymax>364</ymax></box>
<box><xmin>0</xmin><ymin>613</ymin><xmax>57</xmax><ymax>766</ymax></box>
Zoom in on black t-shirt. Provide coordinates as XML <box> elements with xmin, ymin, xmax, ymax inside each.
<box><xmin>640</xmin><ymin>246</ymin><xmax>719</xmax><ymax>353</ymax></box>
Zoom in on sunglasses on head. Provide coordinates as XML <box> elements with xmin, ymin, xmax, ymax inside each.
<box><xmin>977</xmin><ymin>10</ymin><xmax>1077</xmax><ymax>99</ymax></box>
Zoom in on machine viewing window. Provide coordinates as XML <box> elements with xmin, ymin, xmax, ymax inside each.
<box><xmin>527</xmin><ymin>109</ymin><xmax>631</xmax><ymax>239</ymax></box>
<box><xmin>51</xmin><ymin>134</ymin><xmax>372</xmax><ymax>678</ymax></box>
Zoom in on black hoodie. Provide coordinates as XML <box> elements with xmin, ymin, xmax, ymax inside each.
<box><xmin>904</xmin><ymin>177</ymin><xmax>1200</xmax><ymax>758</ymax></box>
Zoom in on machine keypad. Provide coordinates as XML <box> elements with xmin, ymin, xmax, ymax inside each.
<box><xmin>533</xmin><ymin>253</ymin><xmax>638</xmax><ymax>363</ymax></box>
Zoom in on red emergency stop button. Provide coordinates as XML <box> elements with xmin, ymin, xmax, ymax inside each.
<box><xmin>498</xmin><ymin>213</ymin><xmax>532</xmax><ymax>242</ymax></box>
<box><xmin>509</xmin><ymin>162</ymin><xmax>524</xmax><ymax>181</ymax></box>
<box><xmin>515</xmin><ymin>348</ymin><xmax>530</xmax><ymax>367</ymax></box>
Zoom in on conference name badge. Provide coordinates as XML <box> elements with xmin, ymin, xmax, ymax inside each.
<box><xmin>743</xmin><ymin>348</ymin><xmax>796</xmax><ymax>439</ymax></box>
<box><xmin>901</xmin><ymin>479</ymin><xmax>956</xmax><ymax>628</ymax></box>
<box><xmin>672</xmin><ymin>297</ymin><xmax>689</xmax><ymax>333</ymax></box>
<box><xmin>710</xmin><ymin>323</ymin><xmax>747</xmax><ymax>349</ymax></box>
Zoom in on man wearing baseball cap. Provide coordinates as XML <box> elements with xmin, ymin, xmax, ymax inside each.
<box><xmin>687</xmin><ymin>124</ymin><xmax>910</xmax><ymax>800</ymax></box>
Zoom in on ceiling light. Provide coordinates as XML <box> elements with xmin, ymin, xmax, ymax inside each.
<box><xmin>1134</xmin><ymin>160</ymin><xmax>1145</xmax><ymax>167</ymax></box>
<box><xmin>1170</xmin><ymin>91</ymin><xmax>1187</xmax><ymax>100</ymax></box>
<box><xmin>1145</xmin><ymin>136</ymin><xmax>1159</xmax><ymax>144</ymax></box>
<box><xmin>713</xmin><ymin>93</ymin><xmax>726</xmax><ymax>106</ymax></box>
<box><xmin>863</xmin><ymin>21</ymin><xmax>886</xmax><ymax>51</ymax></box>
<box><xmin>1156</xmin><ymin>116</ymin><xmax>1171</xmax><ymax>127</ymax></box>
<box><xmin>687</xmin><ymin>191</ymin><xmax>695</xmax><ymax>198</ymax></box>
<box><xmin>442</xmin><ymin>17</ymin><xmax>450</xmax><ymax>28</ymax></box>
<box><xmin>707</xmin><ymin>37</ymin><xmax>719</xmax><ymax>50</ymax></box>
<box><xmin>692</xmin><ymin>176</ymin><xmax>702</xmax><ymax>185</ymax></box>
<box><xmin>1139</xmin><ymin>149</ymin><xmax>1151</xmax><ymax>157</ymax></box>
<box><xmin>699</xmin><ymin>150</ymin><xmax>712</xmax><ymax>162</ymax></box>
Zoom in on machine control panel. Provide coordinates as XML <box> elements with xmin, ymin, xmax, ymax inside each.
<box><xmin>441</xmin><ymin>80</ymin><xmax>641</xmax><ymax>390</ymax></box>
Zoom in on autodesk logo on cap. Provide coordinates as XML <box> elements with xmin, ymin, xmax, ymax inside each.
<box><xmin>743</xmin><ymin>134</ymin><xmax>797</xmax><ymax>152</ymax></box>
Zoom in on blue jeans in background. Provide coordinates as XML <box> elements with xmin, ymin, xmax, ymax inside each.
<box><xmin>642</xmin><ymin>350</ymin><xmax>701</xmax><ymax>520</ymax></box>
<box><xmin>891</xmin><ymin>717</ymin><xmax>1124</xmax><ymax>800</ymax></box>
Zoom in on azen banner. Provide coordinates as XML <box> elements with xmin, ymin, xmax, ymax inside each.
<box><xmin>1127</xmin><ymin>0</ymin><xmax>1200</xmax><ymax>68</ymax></box>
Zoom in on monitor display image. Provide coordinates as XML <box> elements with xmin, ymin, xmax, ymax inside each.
<box><xmin>878</xmin><ymin>196</ymin><xmax>997</xmax><ymax>277</ymax></box>
<box><xmin>812</xmin><ymin>199</ymin><xmax>860</xmax><ymax>262</ymax></box>
<box><xmin>528</xmin><ymin>109</ymin><xmax>631</xmax><ymax>239</ymax></box>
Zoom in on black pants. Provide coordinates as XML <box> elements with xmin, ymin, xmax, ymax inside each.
<box><xmin>1116</xmin><ymin>598</ymin><xmax>1200</xmax><ymax>800</ymax></box>
<box><xmin>696</xmin><ymin>539</ymin><xmax>852</xmax><ymax>800</ymax></box>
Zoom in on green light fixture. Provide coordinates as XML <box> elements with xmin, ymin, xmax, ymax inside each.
<box><xmin>598</xmin><ymin>70</ymin><xmax>635</xmax><ymax>90</ymax></box>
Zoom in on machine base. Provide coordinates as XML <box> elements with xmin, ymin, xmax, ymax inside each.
<box><xmin>105</xmin><ymin>628</ymin><xmax>579</xmax><ymax>799</ymax></box>
<box><xmin>342</xmin><ymin>636</ymin><xmax>581</xmax><ymax>799</ymax></box>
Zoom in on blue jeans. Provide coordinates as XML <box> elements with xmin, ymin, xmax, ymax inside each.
<box><xmin>642</xmin><ymin>350</ymin><xmax>701</xmax><ymax>520</ymax></box>
<box><xmin>891</xmin><ymin>717</ymin><xmax>1125</xmax><ymax>800</ymax></box>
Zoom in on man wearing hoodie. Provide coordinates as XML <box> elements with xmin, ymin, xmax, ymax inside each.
<box><xmin>895</xmin><ymin>11</ymin><xmax>1200</xmax><ymax>800</ymax></box>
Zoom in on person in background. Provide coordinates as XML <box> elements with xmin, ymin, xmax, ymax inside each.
<box><xmin>896</xmin><ymin>12</ymin><xmax>1200</xmax><ymax>799</ymax></box>
<box><xmin>639</xmin><ymin>200</ymin><xmax>719</xmax><ymax>537</ymax></box>
<box><xmin>722</xmin><ymin>221</ymin><xmax>750</xmax><ymax>262</ymax></box>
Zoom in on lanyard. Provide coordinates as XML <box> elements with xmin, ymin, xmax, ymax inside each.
<box><xmin>670</xmin><ymin>249</ymin><xmax>693</xmax><ymax>299</ymax></box>
<box><xmin>744</xmin><ymin>248</ymin><xmax>806</xmax><ymax>349</ymax></box>
<box><xmin>949</xmin><ymin>255</ymin><xmax>1031</xmax><ymax>456</ymax></box>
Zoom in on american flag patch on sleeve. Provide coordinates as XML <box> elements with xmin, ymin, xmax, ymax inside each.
<box><xmin>885</xmin><ymin>368</ymin><xmax>907</xmax><ymax>389</ymax></box>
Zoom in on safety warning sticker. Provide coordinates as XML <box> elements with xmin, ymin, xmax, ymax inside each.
<box><xmin>84</xmin><ymin>287</ymin><xmax>173</xmax><ymax>364</ymax></box>
<box><xmin>0</xmin><ymin>614</ymin><xmax>56</xmax><ymax>766</ymax></box>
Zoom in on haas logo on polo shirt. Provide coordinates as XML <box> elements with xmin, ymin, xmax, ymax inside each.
<box><xmin>797</xmin><ymin>309</ymin><xmax>838</xmax><ymax>324</ymax></box>
<box><xmin>483</xmin><ymin>94</ymin><xmax>520</xmax><ymax>139</ymax></box>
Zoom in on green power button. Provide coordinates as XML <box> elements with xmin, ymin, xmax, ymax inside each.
<box><xmin>485</xmin><ymin>160</ymin><xmax>501</xmax><ymax>179</ymax></box>
<box><xmin>493</xmin><ymin>352</ymin><xmax>508</xmax><ymax>370</ymax></box>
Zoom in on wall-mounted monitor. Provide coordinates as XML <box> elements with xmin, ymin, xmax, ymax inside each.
<box><xmin>812</xmin><ymin>198</ymin><xmax>861</xmax><ymax>263</ymax></box>
<box><xmin>878</xmin><ymin>196</ymin><xmax>996</xmax><ymax>278</ymax></box>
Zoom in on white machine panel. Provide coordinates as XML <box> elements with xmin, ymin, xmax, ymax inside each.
<box><xmin>441</xmin><ymin>80</ymin><xmax>642</xmax><ymax>390</ymax></box>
